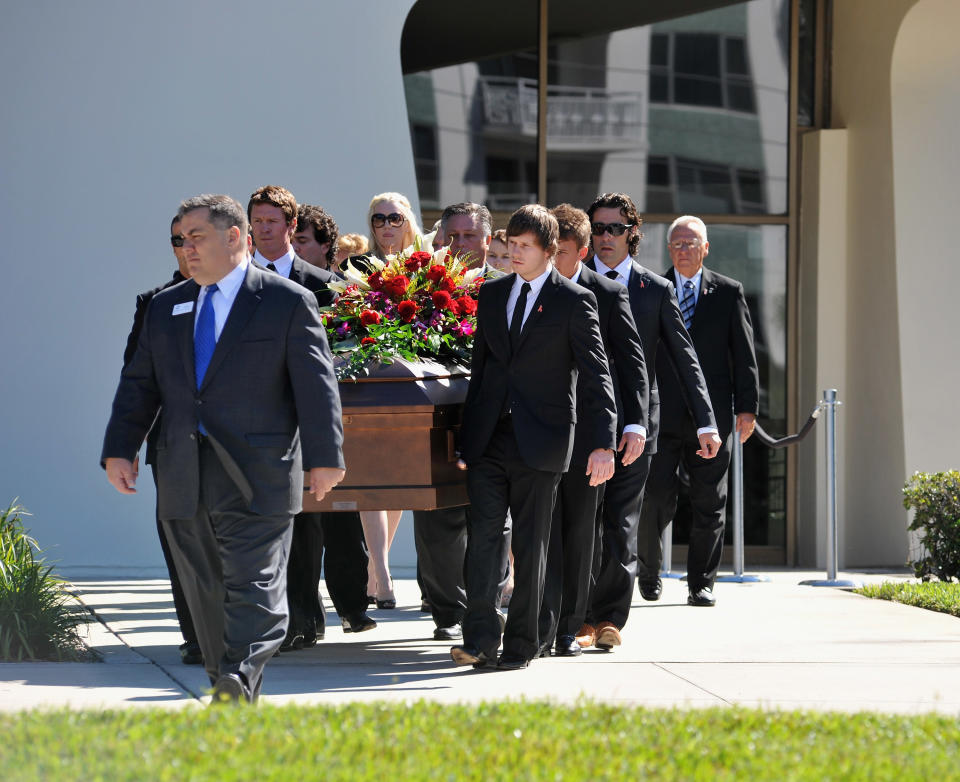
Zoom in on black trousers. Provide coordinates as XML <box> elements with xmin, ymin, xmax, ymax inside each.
<box><xmin>150</xmin><ymin>464</ymin><xmax>197</xmax><ymax>645</ymax></box>
<box><xmin>286</xmin><ymin>511</ymin><xmax>368</xmax><ymax>635</ymax></box>
<box><xmin>412</xmin><ymin>505</ymin><xmax>512</xmax><ymax>629</ymax></box>
<box><xmin>585</xmin><ymin>450</ymin><xmax>652</xmax><ymax>630</ymax></box>
<box><xmin>539</xmin><ymin>465</ymin><xmax>602</xmax><ymax>647</ymax></box>
<box><xmin>638</xmin><ymin>425</ymin><xmax>733</xmax><ymax>591</ymax></box>
<box><xmin>463</xmin><ymin>419</ymin><xmax>560</xmax><ymax>660</ymax></box>
<box><xmin>161</xmin><ymin>440</ymin><xmax>292</xmax><ymax>699</ymax></box>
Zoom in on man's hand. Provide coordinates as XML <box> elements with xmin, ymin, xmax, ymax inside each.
<box><xmin>456</xmin><ymin>459</ymin><xmax>468</xmax><ymax>471</ymax></box>
<box><xmin>736</xmin><ymin>412</ymin><xmax>757</xmax><ymax>444</ymax></box>
<box><xmin>585</xmin><ymin>448</ymin><xmax>616</xmax><ymax>486</ymax></box>
<box><xmin>617</xmin><ymin>431</ymin><xmax>646</xmax><ymax>466</ymax></box>
<box><xmin>105</xmin><ymin>457</ymin><xmax>138</xmax><ymax>494</ymax></box>
<box><xmin>696</xmin><ymin>432</ymin><xmax>722</xmax><ymax>459</ymax></box>
<box><xmin>309</xmin><ymin>467</ymin><xmax>346</xmax><ymax>501</ymax></box>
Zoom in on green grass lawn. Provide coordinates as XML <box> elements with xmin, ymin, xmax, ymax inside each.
<box><xmin>855</xmin><ymin>581</ymin><xmax>960</xmax><ymax>618</ymax></box>
<box><xmin>1</xmin><ymin>702</ymin><xmax>958</xmax><ymax>781</ymax></box>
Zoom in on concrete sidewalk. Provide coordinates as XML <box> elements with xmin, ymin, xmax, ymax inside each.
<box><xmin>1</xmin><ymin>570</ymin><xmax>958</xmax><ymax>714</ymax></box>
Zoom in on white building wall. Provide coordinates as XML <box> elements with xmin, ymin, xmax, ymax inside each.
<box><xmin>0</xmin><ymin>0</ymin><xmax>419</xmax><ymax>571</ymax></box>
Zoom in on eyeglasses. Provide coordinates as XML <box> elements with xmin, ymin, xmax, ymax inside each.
<box><xmin>371</xmin><ymin>212</ymin><xmax>406</xmax><ymax>228</ymax></box>
<box><xmin>590</xmin><ymin>222</ymin><xmax>634</xmax><ymax>237</ymax></box>
<box><xmin>170</xmin><ymin>235</ymin><xmax>185</xmax><ymax>248</ymax></box>
<box><xmin>668</xmin><ymin>239</ymin><xmax>702</xmax><ymax>251</ymax></box>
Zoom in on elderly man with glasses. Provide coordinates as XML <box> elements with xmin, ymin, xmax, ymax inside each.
<box><xmin>637</xmin><ymin>215</ymin><xmax>759</xmax><ymax>609</ymax></box>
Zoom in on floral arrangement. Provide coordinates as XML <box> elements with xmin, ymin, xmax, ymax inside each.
<box><xmin>324</xmin><ymin>241</ymin><xmax>484</xmax><ymax>380</ymax></box>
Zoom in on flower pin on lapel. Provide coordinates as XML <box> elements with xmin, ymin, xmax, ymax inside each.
<box><xmin>537</xmin><ymin>305</ymin><xmax>543</xmax><ymax>313</ymax></box>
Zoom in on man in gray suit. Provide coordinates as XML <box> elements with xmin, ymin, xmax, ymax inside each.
<box><xmin>102</xmin><ymin>194</ymin><xmax>345</xmax><ymax>703</ymax></box>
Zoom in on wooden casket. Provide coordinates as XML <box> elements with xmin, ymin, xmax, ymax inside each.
<box><xmin>302</xmin><ymin>358</ymin><xmax>469</xmax><ymax>512</ymax></box>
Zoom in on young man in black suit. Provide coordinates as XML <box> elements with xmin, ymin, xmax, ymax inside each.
<box><xmin>451</xmin><ymin>205</ymin><xmax>618</xmax><ymax>671</ymax></box>
<box><xmin>248</xmin><ymin>186</ymin><xmax>375</xmax><ymax>648</ymax></box>
<box><xmin>580</xmin><ymin>193</ymin><xmax>718</xmax><ymax>652</ymax></box>
<box><xmin>121</xmin><ymin>214</ymin><xmax>199</xmax><ymax>665</ymax></box>
<box><xmin>103</xmin><ymin>194</ymin><xmax>345</xmax><ymax>702</ymax></box>
<box><xmin>637</xmin><ymin>215</ymin><xmax>759</xmax><ymax>607</ymax></box>
<box><xmin>537</xmin><ymin>204</ymin><xmax>648</xmax><ymax>657</ymax></box>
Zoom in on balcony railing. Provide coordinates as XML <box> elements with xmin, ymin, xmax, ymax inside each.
<box><xmin>479</xmin><ymin>76</ymin><xmax>645</xmax><ymax>150</ymax></box>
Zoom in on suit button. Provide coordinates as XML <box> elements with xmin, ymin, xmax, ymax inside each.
<box><xmin>195</xmin><ymin>399</ymin><xmax>202</xmax><ymax>405</ymax></box>
<box><xmin>189</xmin><ymin>433</ymin><xmax>196</xmax><ymax>440</ymax></box>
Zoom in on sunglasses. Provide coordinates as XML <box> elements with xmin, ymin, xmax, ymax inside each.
<box><xmin>170</xmin><ymin>235</ymin><xmax>185</xmax><ymax>248</ymax></box>
<box><xmin>668</xmin><ymin>239</ymin><xmax>702</xmax><ymax>251</ymax></box>
<box><xmin>590</xmin><ymin>222</ymin><xmax>635</xmax><ymax>237</ymax></box>
<box><xmin>371</xmin><ymin>212</ymin><xmax>406</xmax><ymax>228</ymax></box>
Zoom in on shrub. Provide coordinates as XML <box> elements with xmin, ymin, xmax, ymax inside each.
<box><xmin>904</xmin><ymin>471</ymin><xmax>960</xmax><ymax>581</ymax></box>
<box><xmin>0</xmin><ymin>501</ymin><xmax>88</xmax><ymax>660</ymax></box>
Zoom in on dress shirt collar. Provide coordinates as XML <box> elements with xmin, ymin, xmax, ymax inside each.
<box><xmin>674</xmin><ymin>266</ymin><xmax>703</xmax><ymax>304</ymax></box>
<box><xmin>569</xmin><ymin>263</ymin><xmax>583</xmax><ymax>284</ymax></box>
<box><xmin>196</xmin><ymin>255</ymin><xmax>248</xmax><ymax>339</ymax></box>
<box><xmin>512</xmin><ymin>266</ymin><xmax>552</xmax><ymax>298</ymax></box>
<box><xmin>254</xmin><ymin>246</ymin><xmax>296</xmax><ymax>278</ymax></box>
<box><xmin>592</xmin><ymin>254</ymin><xmax>633</xmax><ymax>285</ymax></box>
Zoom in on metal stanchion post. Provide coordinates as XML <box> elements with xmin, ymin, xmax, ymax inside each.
<box><xmin>660</xmin><ymin>522</ymin><xmax>682</xmax><ymax>579</ymax></box>
<box><xmin>801</xmin><ymin>389</ymin><xmax>862</xmax><ymax>589</ymax></box>
<box><xmin>717</xmin><ymin>424</ymin><xmax>769</xmax><ymax>584</ymax></box>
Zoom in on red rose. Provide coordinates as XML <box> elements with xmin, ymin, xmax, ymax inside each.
<box><xmin>367</xmin><ymin>271</ymin><xmax>384</xmax><ymax>291</ymax></box>
<box><xmin>361</xmin><ymin>337</ymin><xmax>376</xmax><ymax>345</ymax></box>
<box><xmin>440</xmin><ymin>276</ymin><xmax>458</xmax><ymax>293</ymax></box>
<box><xmin>454</xmin><ymin>295</ymin><xmax>477</xmax><ymax>316</ymax></box>
<box><xmin>405</xmin><ymin>251</ymin><xmax>432</xmax><ymax>272</ymax></box>
<box><xmin>432</xmin><ymin>290</ymin><xmax>454</xmax><ymax>311</ymax></box>
<box><xmin>426</xmin><ymin>265</ymin><xmax>446</xmax><ymax>283</ymax></box>
<box><xmin>383</xmin><ymin>275</ymin><xmax>410</xmax><ymax>298</ymax></box>
<box><xmin>397</xmin><ymin>299</ymin><xmax>419</xmax><ymax>323</ymax></box>
<box><xmin>360</xmin><ymin>309</ymin><xmax>381</xmax><ymax>326</ymax></box>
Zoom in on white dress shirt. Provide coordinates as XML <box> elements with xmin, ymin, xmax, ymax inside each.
<box><xmin>254</xmin><ymin>247</ymin><xmax>295</xmax><ymax>278</ymax></box>
<box><xmin>505</xmin><ymin>267</ymin><xmax>552</xmax><ymax>330</ymax></box>
<box><xmin>571</xmin><ymin>264</ymin><xmax>645</xmax><ymax>439</ymax></box>
<box><xmin>591</xmin><ymin>254</ymin><xmax>634</xmax><ymax>285</ymax></box>
<box><xmin>195</xmin><ymin>256</ymin><xmax>249</xmax><ymax>341</ymax></box>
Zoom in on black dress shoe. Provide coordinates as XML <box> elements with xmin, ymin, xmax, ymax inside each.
<box><xmin>279</xmin><ymin>630</ymin><xmax>305</xmax><ymax>652</ymax></box>
<box><xmin>341</xmin><ymin>612</ymin><xmax>377</xmax><ymax>633</ymax></box>
<box><xmin>554</xmin><ymin>634</ymin><xmax>582</xmax><ymax>657</ymax></box>
<box><xmin>433</xmin><ymin>624</ymin><xmax>462</xmax><ymax>641</ymax></box>
<box><xmin>497</xmin><ymin>652</ymin><xmax>530</xmax><ymax>670</ymax></box>
<box><xmin>639</xmin><ymin>578</ymin><xmax>663</xmax><ymax>602</ymax></box>
<box><xmin>179</xmin><ymin>641</ymin><xmax>203</xmax><ymax>665</ymax></box>
<box><xmin>450</xmin><ymin>644</ymin><xmax>497</xmax><ymax>668</ymax></box>
<box><xmin>302</xmin><ymin>627</ymin><xmax>324</xmax><ymax>647</ymax></box>
<box><xmin>210</xmin><ymin>673</ymin><xmax>251</xmax><ymax>704</ymax></box>
<box><xmin>687</xmin><ymin>587</ymin><xmax>716</xmax><ymax>607</ymax></box>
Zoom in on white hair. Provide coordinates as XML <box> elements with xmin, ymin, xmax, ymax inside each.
<box><xmin>667</xmin><ymin>215</ymin><xmax>708</xmax><ymax>243</ymax></box>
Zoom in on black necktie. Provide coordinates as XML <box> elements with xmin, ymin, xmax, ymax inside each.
<box><xmin>509</xmin><ymin>282</ymin><xmax>531</xmax><ymax>349</ymax></box>
<box><xmin>266</xmin><ymin>263</ymin><xmax>277</xmax><ymax>272</ymax></box>
<box><xmin>605</xmin><ymin>270</ymin><xmax>619</xmax><ymax>281</ymax></box>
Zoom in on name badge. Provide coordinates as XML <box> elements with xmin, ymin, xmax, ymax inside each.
<box><xmin>172</xmin><ymin>302</ymin><xmax>194</xmax><ymax>316</ymax></box>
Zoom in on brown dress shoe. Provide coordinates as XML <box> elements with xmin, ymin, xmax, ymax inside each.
<box><xmin>595</xmin><ymin>621</ymin><xmax>622</xmax><ymax>651</ymax></box>
<box><xmin>575</xmin><ymin>623</ymin><xmax>596</xmax><ymax>648</ymax></box>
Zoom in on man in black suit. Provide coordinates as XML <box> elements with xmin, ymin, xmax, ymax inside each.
<box><xmin>451</xmin><ymin>205</ymin><xmax>618</xmax><ymax>671</ymax></box>
<box><xmin>122</xmin><ymin>214</ymin><xmax>199</xmax><ymax>665</ymax></box>
<box><xmin>412</xmin><ymin>202</ymin><xmax>512</xmax><ymax>643</ymax></box>
<box><xmin>248</xmin><ymin>186</ymin><xmax>374</xmax><ymax>647</ymax></box>
<box><xmin>580</xmin><ymin>193</ymin><xmax>718</xmax><ymax>652</ymax></box>
<box><xmin>103</xmin><ymin>194</ymin><xmax>345</xmax><ymax>702</ymax></box>
<box><xmin>537</xmin><ymin>204</ymin><xmax>648</xmax><ymax>658</ymax></box>
<box><xmin>638</xmin><ymin>215</ymin><xmax>759</xmax><ymax>607</ymax></box>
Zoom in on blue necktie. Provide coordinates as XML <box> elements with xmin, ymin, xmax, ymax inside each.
<box><xmin>194</xmin><ymin>284</ymin><xmax>218</xmax><ymax>434</ymax></box>
<box><xmin>679</xmin><ymin>279</ymin><xmax>696</xmax><ymax>330</ymax></box>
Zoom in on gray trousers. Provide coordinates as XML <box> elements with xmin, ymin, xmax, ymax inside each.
<box><xmin>162</xmin><ymin>440</ymin><xmax>293</xmax><ymax>699</ymax></box>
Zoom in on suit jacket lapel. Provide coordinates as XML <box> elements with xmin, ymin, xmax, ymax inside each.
<box><xmin>176</xmin><ymin>282</ymin><xmax>202</xmax><ymax>387</ymax></box>
<box><xmin>488</xmin><ymin>274</ymin><xmax>513</xmax><ymax>359</ymax></box>
<box><xmin>288</xmin><ymin>256</ymin><xmax>304</xmax><ymax>286</ymax></box>
<box><xmin>199</xmin><ymin>264</ymin><xmax>263</xmax><ymax>392</ymax></box>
